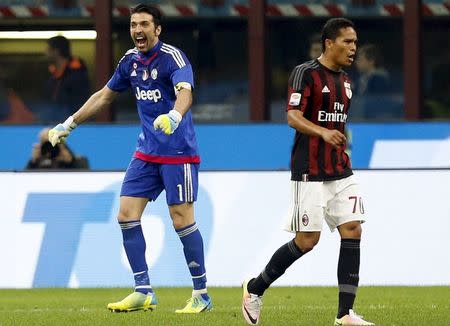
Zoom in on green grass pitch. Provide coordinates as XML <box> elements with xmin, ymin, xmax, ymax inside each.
<box><xmin>1</xmin><ymin>287</ymin><xmax>449</xmax><ymax>325</ymax></box>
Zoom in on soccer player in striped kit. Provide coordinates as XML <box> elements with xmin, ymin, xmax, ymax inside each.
<box><xmin>242</xmin><ymin>18</ymin><xmax>374</xmax><ymax>326</ymax></box>
<box><xmin>48</xmin><ymin>3</ymin><xmax>211</xmax><ymax>314</ymax></box>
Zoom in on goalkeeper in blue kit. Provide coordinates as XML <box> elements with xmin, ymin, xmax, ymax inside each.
<box><xmin>49</xmin><ymin>3</ymin><xmax>211</xmax><ymax>313</ymax></box>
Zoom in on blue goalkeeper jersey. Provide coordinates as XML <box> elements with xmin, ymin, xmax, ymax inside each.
<box><xmin>107</xmin><ymin>41</ymin><xmax>200</xmax><ymax>164</ymax></box>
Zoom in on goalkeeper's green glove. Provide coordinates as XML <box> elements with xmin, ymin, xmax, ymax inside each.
<box><xmin>48</xmin><ymin>116</ymin><xmax>77</xmax><ymax>147</ymax></box>
<box><xmin>153</xmin><ymin>109</ymin><xmax>182</xmax><ymax>135</ymax></box>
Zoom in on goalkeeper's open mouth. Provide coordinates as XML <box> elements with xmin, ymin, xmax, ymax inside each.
<box><xmin>135</xmin><ymin>34</ymin><xmax>147</xmax><ymax>50</ymax></box>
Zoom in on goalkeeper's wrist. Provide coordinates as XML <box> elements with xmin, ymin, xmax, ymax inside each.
<box><xmin>169</xmin><ymin>110</ymin><xmax>182</xmax><ymax>123</ymax></box>
<box><xmin>62</xmin><ymin>116</ymin><xmax>78</xmax><ymax>132</ymax></box>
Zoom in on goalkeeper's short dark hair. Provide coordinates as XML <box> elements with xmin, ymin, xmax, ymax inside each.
<box><xmin>321</xmin><ymin>18</ymin><xmax>355</xmax><ymax>52</ymax></box>
<box><xmin>130</xmin><ymin>3</ymin><xmax>162</xmax><ymax>27</ymax></box>
<box><xmin>47</xmin><ymin>36</ymin><xmax>71</xmax><ymax>59</ymax></box>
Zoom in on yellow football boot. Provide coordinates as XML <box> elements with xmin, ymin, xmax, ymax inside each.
<box><xmin>175</xmin><ymin>294</ymin><xmax>212</xmax><ymax>314</ymax></box>
<box><xmin>107</xmin><ymin>291</ymin><xmax>157</xmax><ymax>312</ymax></box>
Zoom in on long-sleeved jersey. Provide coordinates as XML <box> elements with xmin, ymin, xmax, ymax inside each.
<box><xmin>107</xmin><ymin>41</ymin><xmax>199</xmax><ymax>164</ymax></box>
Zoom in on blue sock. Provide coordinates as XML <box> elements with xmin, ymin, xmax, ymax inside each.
<box><xmin>120</xmin><ymin>220</ymin><xmax>152</xmax><ymax>295</ymax></box>
<box><xmin>176</xmin><ymin>222</ymin><xmax>207</xmax><ymax>292</ymax></box>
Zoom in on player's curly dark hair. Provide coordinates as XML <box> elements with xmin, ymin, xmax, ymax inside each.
<box><xmin>130</xmin><ymin>3</ymin><xmax>162</xmax><ymax>27</ymax></box>
<box><xmin>321</xmin><ymin>18</ymin><xmax>355</xmax><ymax>52</ymax></box>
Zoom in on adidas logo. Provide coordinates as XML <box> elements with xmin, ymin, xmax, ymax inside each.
<box><xmin>131</xmin><ymin>70</ymin><xmax>137</xmax><ymax>77</ymax></box>
<box><xmin>188</xmin><ymin>261</ymin><xmax>200</xmax><ymax>268</ymax></box>
<box><xmin>322</xmin><ymin>85</ymin><xmax>330</xmax><ymax>93</ymax></box>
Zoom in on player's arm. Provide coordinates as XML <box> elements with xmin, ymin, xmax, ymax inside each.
<box><xmin>153</xmin><ymin>48</ymin><xmax>195</xmax><ymax>135</ymax></box>
<box><xmin>172</xmin><ymin>86</ymin><xmax>192</xmax><ymax>116</ymax></box>
<box><xmin>286</xmin><ymin>66</ymin><xmax>345</xmax><ymax>149</ymax></box>
<box><xmin>287</xmin><ymin>110</ymin><xmax>346</xmax><ymax>149</ymax></box>
<box><xmin>72</xmin><ymin>86</ymin><xmax>118</xmax><ymax>124</ymax></box>
<box><xmin>48</xmin><ymin>50</ymin><xmax>131</xmax><ymax>146</ymax></box>
<box><xmin>153</xmin><ymin>85</ymin><xmax>192</xmax><ymax>135</ymax></box>
<box><xmin>48</xmin><ymin>86</ymin><xmax>118</xmax><ymax>146</ymax></box>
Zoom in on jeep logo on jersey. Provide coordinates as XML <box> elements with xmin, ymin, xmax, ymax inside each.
<box><xmin>135</xmin><ymin>87</ymin><xmax>162</xmax><ymax>102</ymax></box>
<box><xmin>318</xmin><ymin>101</ymin><xmax>347</xmax><ymax>122</ymax></box>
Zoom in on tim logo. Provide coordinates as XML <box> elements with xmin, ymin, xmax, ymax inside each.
<box><xmin>135</xmin><ymin>87</ymin><xmax>162</xmax><ymax>102</ymax></box>
<box><xmin>318</xmin><ymin>101</ymin><xmax>347</xmax><ymax>122</ymax></box>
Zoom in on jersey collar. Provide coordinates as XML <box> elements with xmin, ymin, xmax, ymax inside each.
<box><xmin>316</xmin><ymin>58</ymin><xmax>343</xmax><ymax>74</ymax></box>
<box><xmin>138</xmin><ymin>40</ymin><xmax>162</xmax><ymax>59</ymax></box>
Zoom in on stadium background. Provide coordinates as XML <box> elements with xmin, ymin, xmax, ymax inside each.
<box><xmin>0</xmin><ymin>1</ymin><xmax>449</xmax><ymax>321</ymax></box>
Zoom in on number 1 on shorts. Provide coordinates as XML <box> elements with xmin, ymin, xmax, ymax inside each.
<box><xmin>177</xmin><ymin>184</ymin><xmax>183</xmax><ymax>202</ymax></box>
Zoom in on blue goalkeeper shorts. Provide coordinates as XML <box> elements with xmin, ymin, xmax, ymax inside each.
<box><xmin>120</xmin><ymin>157</ymin><xmax>199</xmax><ymax>205</ymax></box>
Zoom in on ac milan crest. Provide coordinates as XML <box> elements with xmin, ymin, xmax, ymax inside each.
<box><xmin>344</xmin><ymin>81</ymin><xmax>352</xmax><ymax>99</ymax></box>
<box><xmin>302</xmin><ymin>213</ymin><xmax>309</xmax><ymax>226</ymax></box>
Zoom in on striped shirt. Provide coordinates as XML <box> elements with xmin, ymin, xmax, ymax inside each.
<box><xmin>287</xmin><ymin>59</ymin><xmax>353</xmax><ymax>181</ymax></box>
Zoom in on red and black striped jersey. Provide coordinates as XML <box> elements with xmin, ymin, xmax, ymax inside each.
<box><xmin>287</xmin><ymin>59</ymin><xmax>353</xmax><ymax>182</ymax></box>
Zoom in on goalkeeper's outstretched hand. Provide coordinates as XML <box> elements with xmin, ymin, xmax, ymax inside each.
<box><xmin>48</xmin><ymin>116</ymin><xmax>77</xmax><ymax>147</ymax></box>
<box><xmin>153</xmin><ymin>110</ymin><xmax>182</xmax><ymax>135</ymax></box>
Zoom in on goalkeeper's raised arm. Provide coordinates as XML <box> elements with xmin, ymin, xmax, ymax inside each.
<box><xmin>48</xmin><ymin>85</ymin><xmax>118</xmax><ymax>146</ymax></box>
<box><xmin>153</xmin><ymin>87</ymin><xmax>192</xmax><ymax>135</ymax></box>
